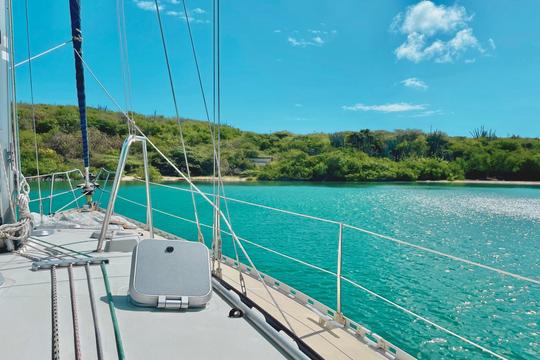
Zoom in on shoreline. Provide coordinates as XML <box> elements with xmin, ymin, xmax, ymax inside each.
<box><xmin>33</xmin><ymin>175</ymin><xmax>540</xmax><ymax>186</ymax></box>
<box><xmin>121</xmin><ymin>175</ymin><xmax>249</xmax><ymax>183</ymax></box>
<box><xmin>417</xmin><ymin>179</ymin><xmax>540</xmax><ymax>186</ymax></box>
<box><xmin>124</xmin><ymin>176</ymin><xmax>540</xmax><ymax>186</ymax></box>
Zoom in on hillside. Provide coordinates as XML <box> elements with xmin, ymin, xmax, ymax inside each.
<box><xmin>16</xmin><ymin>103</ymin><xmax>540</xmax><ymax>182</ymax></box>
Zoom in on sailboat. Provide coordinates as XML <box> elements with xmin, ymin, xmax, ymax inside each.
<box><xmin>0</xmin><ymin>1</ymin><xmax>524</xmax><ymax>359</ymax></box>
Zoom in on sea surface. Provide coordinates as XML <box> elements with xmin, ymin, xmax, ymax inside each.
<box><xmin>30</xmin><ymin>181</ymin><xmax>540</xmax><ymax>359</ymax></box>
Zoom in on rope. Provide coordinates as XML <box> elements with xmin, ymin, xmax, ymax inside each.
<box><xmin>14</xmin><ymin>40</ymin><xmax>72</xmax><ymax>68</ymax></box>
<box><xmin>1</xmin><ymin>176</ymin><xmax>32</xmax><ymax>246</ymax></box>
<box><xmin>23</xmin><ymin>0</ymin><xmax>43</xmax><ymax>221</ymax></box>
<box><xmin>101</xmin><ymin>262</ymin><xmax>126</xmax><ymax>360</ymax></box>
<box><xmin>68</xmin><ymin>265</ymin><xmax>83</xmax><ymax>360</ymax></box>
<box><xmin>85</xmin><ymin>263</ymin><xmax>104</xmax><ymax>360</ymax></box>
<box><xmin>153</xmin><ymin>0</ymin><xmax>204</xmax><ymax>243</ymax></box>
<box><xmin>0</xmin><ymin>147</ymin><xmax>16</xmax><ymax>226</ymax></box>
<box><xmin>51</xmin><ymin>266</ymin><xmax>60</xmax><ymax>360</ymax></box>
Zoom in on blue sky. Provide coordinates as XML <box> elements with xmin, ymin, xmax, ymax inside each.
<box><xmin>12</xmin><ymin>0</ymin><xmax>540</xmax><ymax>136</ymax></box>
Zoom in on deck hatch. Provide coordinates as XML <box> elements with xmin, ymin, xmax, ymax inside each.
<box><xmin>129</xmin><ymin>239</ymin><xmax>212</xmax><ymax>308</ymax></box>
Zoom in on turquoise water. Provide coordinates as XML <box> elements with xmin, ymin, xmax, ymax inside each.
<box><xmin>30</xmin><ymin>182</ymin><xmax>540</xmax><ymax>359</ymax></box>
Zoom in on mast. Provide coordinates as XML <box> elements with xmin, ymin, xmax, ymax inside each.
<box><xmin>0</xmin><ymin>0</ymin><xmax>18</xmax><ymax>227</ymax></box>
<box><xmin>68</xmin><ymin>0</ymin><xmax>93</xmax><ymax>203</ymax></box>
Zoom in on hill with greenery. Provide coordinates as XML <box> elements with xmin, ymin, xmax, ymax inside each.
<box><xmin>17</xmin><ymin>103</ymin><xmax>540</xmax><ymax>182</ymax></box>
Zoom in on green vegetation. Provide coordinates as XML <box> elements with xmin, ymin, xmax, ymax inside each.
<box><xmin>17</xmin><ymin>103</ymin><xmax>540</xmax><ymax>182</ymax></box>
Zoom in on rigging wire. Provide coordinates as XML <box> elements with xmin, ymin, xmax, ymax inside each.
<box><xmin>115</xmin><ymin>0</ymin><xmax>134</xmax><ymax>134</ymax></box>
<box><xmin>14</xmin><ymin>40</ymin><xmax>72</xmax><ymax>68</ymax></box>
<box><xmin>209</xmin><ymin>0</ymin><xmax>244</xmax><ymax>291</ymax></box>
<box><xmin>180</xmin><ymin>0</ymin><xmax>243</xmax><ymax>286</ymax></box>
<box><xmin>181</xmin><ymin>0</ymin><xmax>212</xmax><ymax>124</ymax></box>
<box><xmin>211</xmin><ymin>0</ymin><xmax>218</xmax><ymax>260</ymax></box>
<box><xmin>152</xmin><ymin>0</ymin><xmax>205</xmax><ymax>243</ymax></box>
<box><xmin>211</xmin><ymin>0</ymin><xmax>222</xmax><ymax>266</ymax></box>
<box><xmin>76</xmin><ymin>50</ymin><xmax>296</xmax><ymax>333</ymax></box>
<box><xmin>23</xmin><ymin>0</ymin><xmax>44</xmax><ymax>221</ymax></box>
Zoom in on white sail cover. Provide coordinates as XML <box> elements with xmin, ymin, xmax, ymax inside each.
<box><xmin>0</xmin><ymin>0</ymin><xmax>16</xmax><ymax>230</ymax></box>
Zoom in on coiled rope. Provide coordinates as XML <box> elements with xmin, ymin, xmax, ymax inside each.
<box><xmin>0</xmin><ymin>176</ymin><xmax>32</xmax><ymax>248</ymax></box>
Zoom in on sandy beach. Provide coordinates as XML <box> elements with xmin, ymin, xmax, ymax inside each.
<box><xmin>418</xmin><ymin>180</ymin><xmax>540</xmax><ymax>186</ymax></box>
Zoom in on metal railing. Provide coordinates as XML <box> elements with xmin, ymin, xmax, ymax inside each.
<box><xmin>27</xmin><ymin>169</ymin><xmax>84</xmax><ymax>215</ymax></box>
<box><xmin>96</xmin><ymin>135</ymin><xmax>154</xmax><ymax>249</ymax></box>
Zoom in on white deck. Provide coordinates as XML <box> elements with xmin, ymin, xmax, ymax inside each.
<box><xmin>0</xmin><ymin>210</ymin><xmax>393</xmax><ymax>359</ymax></box>
<box><xmin>0</xmin><ymin>224</ymin><xmax>285</xmax><ymax>359</ymax></box>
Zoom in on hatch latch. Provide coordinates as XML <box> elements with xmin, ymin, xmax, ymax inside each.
<box><xmin>157</xmin><ymin>296</ymin><xmax>189</xmax><ymax>310</ymax></box>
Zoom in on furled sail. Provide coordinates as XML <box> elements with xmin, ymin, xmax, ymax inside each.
<box><xmin>0</xmin><ymin>0</ymin><xmax>16</xmax><ymax>227</ymax></box>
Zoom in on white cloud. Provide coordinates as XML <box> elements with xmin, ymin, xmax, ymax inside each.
<box><xmin>134</xmin><ymin>0</ymin><xmax>160</xmax><ymax>11</ymax></box>
<box><xmin>133</xmin><ymin>0</ymin><xmax>209</xmax><ymax>24</ymax></box>
<box><xmin>342</xmin><ymin>102</ymin><xmax>427</xmax><ymax>113</ymax></box>
<box><xmin>392</xmin><ymin>1</ymin><xmax>491</xmax><ymax>63</ymax></box>
<box><xmin>274</xmin><ymin>29</ymin><xmax>282</xmax><ymax>33</ymax></box>
<box><xmin>284</xmin><ymin>28</ymin><xmax>336</xmax><ymax>47</ymax></box>
<box><xmin>192</xmin><ymin>7</ymin><xmax>206</xmax><ymax>14</ymax></box>
<box><xmin>165</xmin><ymin>7</ymin><xmax>209</xmax><ymax>24</ymax></box>
<box><xmin>401</xmin><ymin>77</ymin><xmax>428</xmax><ymax>90</ymax></box>
<box><xmin>288</xmin><ymin>37</ymin><xmax>324</xmax><ymax>48</ymax></box>
<box><xmin>288</xmin><ymin>37</ymin><xmax>304</xmax><ymax>47</ymax></box>
<box><xmin>488</xmin><ymin>38</ymin><xmax>496</xmax><ymax>50</ymax></box>
<box><xmin>397</xmin><ymin>1</ymin><xmax>470</xmax><ymax>36</ymax></box>
<box><xmin>312</xmin><ymin>36</ymin><xmax>325</xmax><ymax>45</ymax></box>
<box><xmin>294</xmin><ymin>103</ymin><xmax>303</xmax><ymax>107</ymax></box>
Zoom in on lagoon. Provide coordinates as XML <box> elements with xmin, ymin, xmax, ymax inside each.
<box><xmin>30</xmin><ymin>181</ymin><xmax>540</xmax><ymax>359</ymax></box>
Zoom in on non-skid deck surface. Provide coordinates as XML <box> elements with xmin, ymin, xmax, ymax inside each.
<box><xmin>0</xmin><ymin>226</ymin><xmax>284</xmax><ymax>359</ymax></box>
